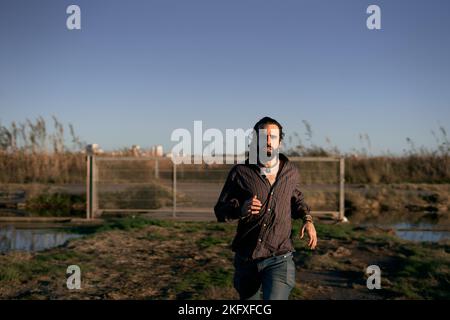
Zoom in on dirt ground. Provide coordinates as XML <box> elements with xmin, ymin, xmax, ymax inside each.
<box><xmin>0</xmin><ymin>217</ymin><xmax>449</xmax><ymax>300</ymax></box>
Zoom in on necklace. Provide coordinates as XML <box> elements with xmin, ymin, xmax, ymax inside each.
<box><xmin>260</xmin><ymin>160</ymin><xmax>279</xmax><ymax>176</ymax></box>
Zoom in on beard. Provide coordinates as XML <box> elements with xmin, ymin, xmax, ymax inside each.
<box><xmin>258</xmin><ymin>145</ymin><xmax>279</xmax><ymax>162</ymax></box>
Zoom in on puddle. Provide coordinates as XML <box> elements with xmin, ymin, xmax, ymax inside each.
<box><xmin>0</xmin><ymin>225</ymin><xmax>83</xmax><ymax>253</ymax></box>
<box><xmin>361</xmin><ymin>221</ymin><xmax>450</xmax><ymax>242</ymax></box>
<box><xmin>392</xmin><ymin>222</ymin><xmax>450</xmax><ymax>242</ymax></box>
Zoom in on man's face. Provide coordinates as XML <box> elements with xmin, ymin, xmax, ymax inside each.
<box><xmin>259</xmin><ymin>124</ymin><xmax>281</xmax><ymax>156</ymax></box>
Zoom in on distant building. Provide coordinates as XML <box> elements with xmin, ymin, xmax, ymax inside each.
<box><xmin>86</xmin><ymin>144</ymin><xmax>103</xmax><ymax>155</ymax></box>
<box><xmin>155</xmin><ymin>145</ymin><xmax>163</xmax><ymax>157</ymax></box>
<box><xmin>149</xmin><ymin>145</ymin><xmax>164</xmax><ymax>157</ymax></box>
<box><xmin>131</xmin><ymin>144</ymin><xmax>141</xmax><ymax>156</ymax></box>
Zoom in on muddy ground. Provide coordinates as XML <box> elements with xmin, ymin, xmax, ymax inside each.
<box><xmin>0</xmin><ymin>217</ymin><xmax>449</xmax><ymax>300</ymax></box>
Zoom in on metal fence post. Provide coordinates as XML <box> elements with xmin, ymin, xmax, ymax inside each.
<box><xmin>173</xmin><ymin>162</ymin><xmax>177</xmax><ymax>218</ymax></box>
<box><xmin>339</xmin><ymin>157</ymin><xmax>345</xmax><ymax>221</ymax></box>
<box><xmin>155</xmin><ymin>158</ymin><xmax>159</xmax><ymax>179</ymax></box>
<box><xmin>92</xmin><ymin>155</ymin><xmax>98</xmax><ymax>218</ymax></box>
<box><xmin>86</xmin><ymin>154</ymin><xmax>93</xmax><ymax>220</ymax></box>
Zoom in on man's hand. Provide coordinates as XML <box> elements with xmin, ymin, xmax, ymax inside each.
<box><xmin>241</xmin><ymin>195</ymin><xmax>262</xmax><ymax>215</ymax></box>
<box><xmin>301</xmin><ymin>221</ymin><xmax>317</xmax><ymax>250</ymax></box>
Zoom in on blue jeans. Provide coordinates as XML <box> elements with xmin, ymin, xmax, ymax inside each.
<box><xmin>233</xmin><ymin>251</ymin><xmax>296</xmax><ymax>300</ymax></box>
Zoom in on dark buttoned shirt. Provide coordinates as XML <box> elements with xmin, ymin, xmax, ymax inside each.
<box><xmin>214</xmin><ymin>153</ymin><xmax>311</xmax><ymax>260</ymax></box>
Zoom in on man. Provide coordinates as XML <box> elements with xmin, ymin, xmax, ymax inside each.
<box><xmin>214</xmin><ymin>117</ymin><xmax>317</xmax><ymax>300</ymax></box>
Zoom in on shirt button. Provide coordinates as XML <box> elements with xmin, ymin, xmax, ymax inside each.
<box><xmin>268</xmin><ymin>208</ymin><xmax>271</xmax><ymax>212</ymax></box>
<box><xmin>263</xmin><ymin>224</ymin><xmax>266</xmax><ymax>227</ymax></box>
<box><xmin>259</xmin><ymin>238</ymin><xmax>262</xmax><ymax>242</ymax></box>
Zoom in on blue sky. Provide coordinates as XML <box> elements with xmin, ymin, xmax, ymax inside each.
<box><xmin>0</xmin><ymin>0</ymin><xmax>449</xmax><ymax>155</ymax></box>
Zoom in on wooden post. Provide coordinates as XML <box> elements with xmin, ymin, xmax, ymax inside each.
<box><xmin>339</xmin><ymin>157</ymin><xmax>345</xmax><ymax>221</ymax></box>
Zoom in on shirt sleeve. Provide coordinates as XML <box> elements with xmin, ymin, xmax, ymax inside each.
<box><xmin>291</xmin><ymin>170</ymin><xmax>311</xmax><ymax>220</ymax></box>
<box><xmin>214</xmin><ymin>167</ymin><xmax>245</xmax><ymax>222</ymax></box>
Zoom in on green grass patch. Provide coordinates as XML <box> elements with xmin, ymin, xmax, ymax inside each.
<box><xmin>173</xmin><ymin>266</ymin><xmax>234</xmax><ymax>299</ymax></box>
<box><xmin>391</xmin><ymin>244</ymin><xmax>450</xmax><ymax>299</ymax></box>
<box><xmin>196</xmin><ymin>235</ymin><xmax>228</xmax><ymax>249</ymax></box>
<box><xmin>0</xmin><ymin>265</ymin><xmax>22</xmax><ymax>281</ymax></box>
<box><xmin>65</xmin><ymin>216</ymin><xmax>176</xmax><ymax>235</ymax></box>
<box><xmin>0</xmin><ymin>258</ymin><xmax>59</xmax><ymax>282</ymax></box>
<box><xmin>25</xmin><ymin>193</ymin><xmax>85</xmax><ymax>217</ymax></box>
<box><xmin>290</xmin><ymin>285</ymin><xmax>304</xmax><ymax>299</ymax></box>
<box><xmin>314</xmin><ymin>223</ymin><xmax>355</xmax><ymax>241</ymax></box>
<box><xmin>139</xmin><ymin>232</ymin><xmax>171</xmax><ymax>241</ymax></box>
<box><xmin>98</xmin><ymin>216</ymin><xmax>172</xmax><ymax>231</ymax></box>
<box><xmin>35</xmin><ymin>250</ymin><xmax>89</xmax><ymax>262</ymax></box>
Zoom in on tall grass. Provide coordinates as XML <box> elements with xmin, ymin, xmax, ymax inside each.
<box><xmin>344</xmin><ymin>154</ymin><xmax>449</xmax><ymax>184</ymax></box>
<box><xmin>0</xmin><ymin>115</ymin><xmax>85</xmax><ymax>153</ymax></box>
<box><xmin>0</xmin><ymin>117</ymin><xmax>449</xmax><ymax>184</ymax></box>
<box><xmin>285</xmin><ymin>121</ymin><xmax>450</xmax><ymax>184</ymax></box>
<box><xmin>0</xmin><ymin>116</ymin><xmax>86</xmax><ymax>184</ymax></box>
